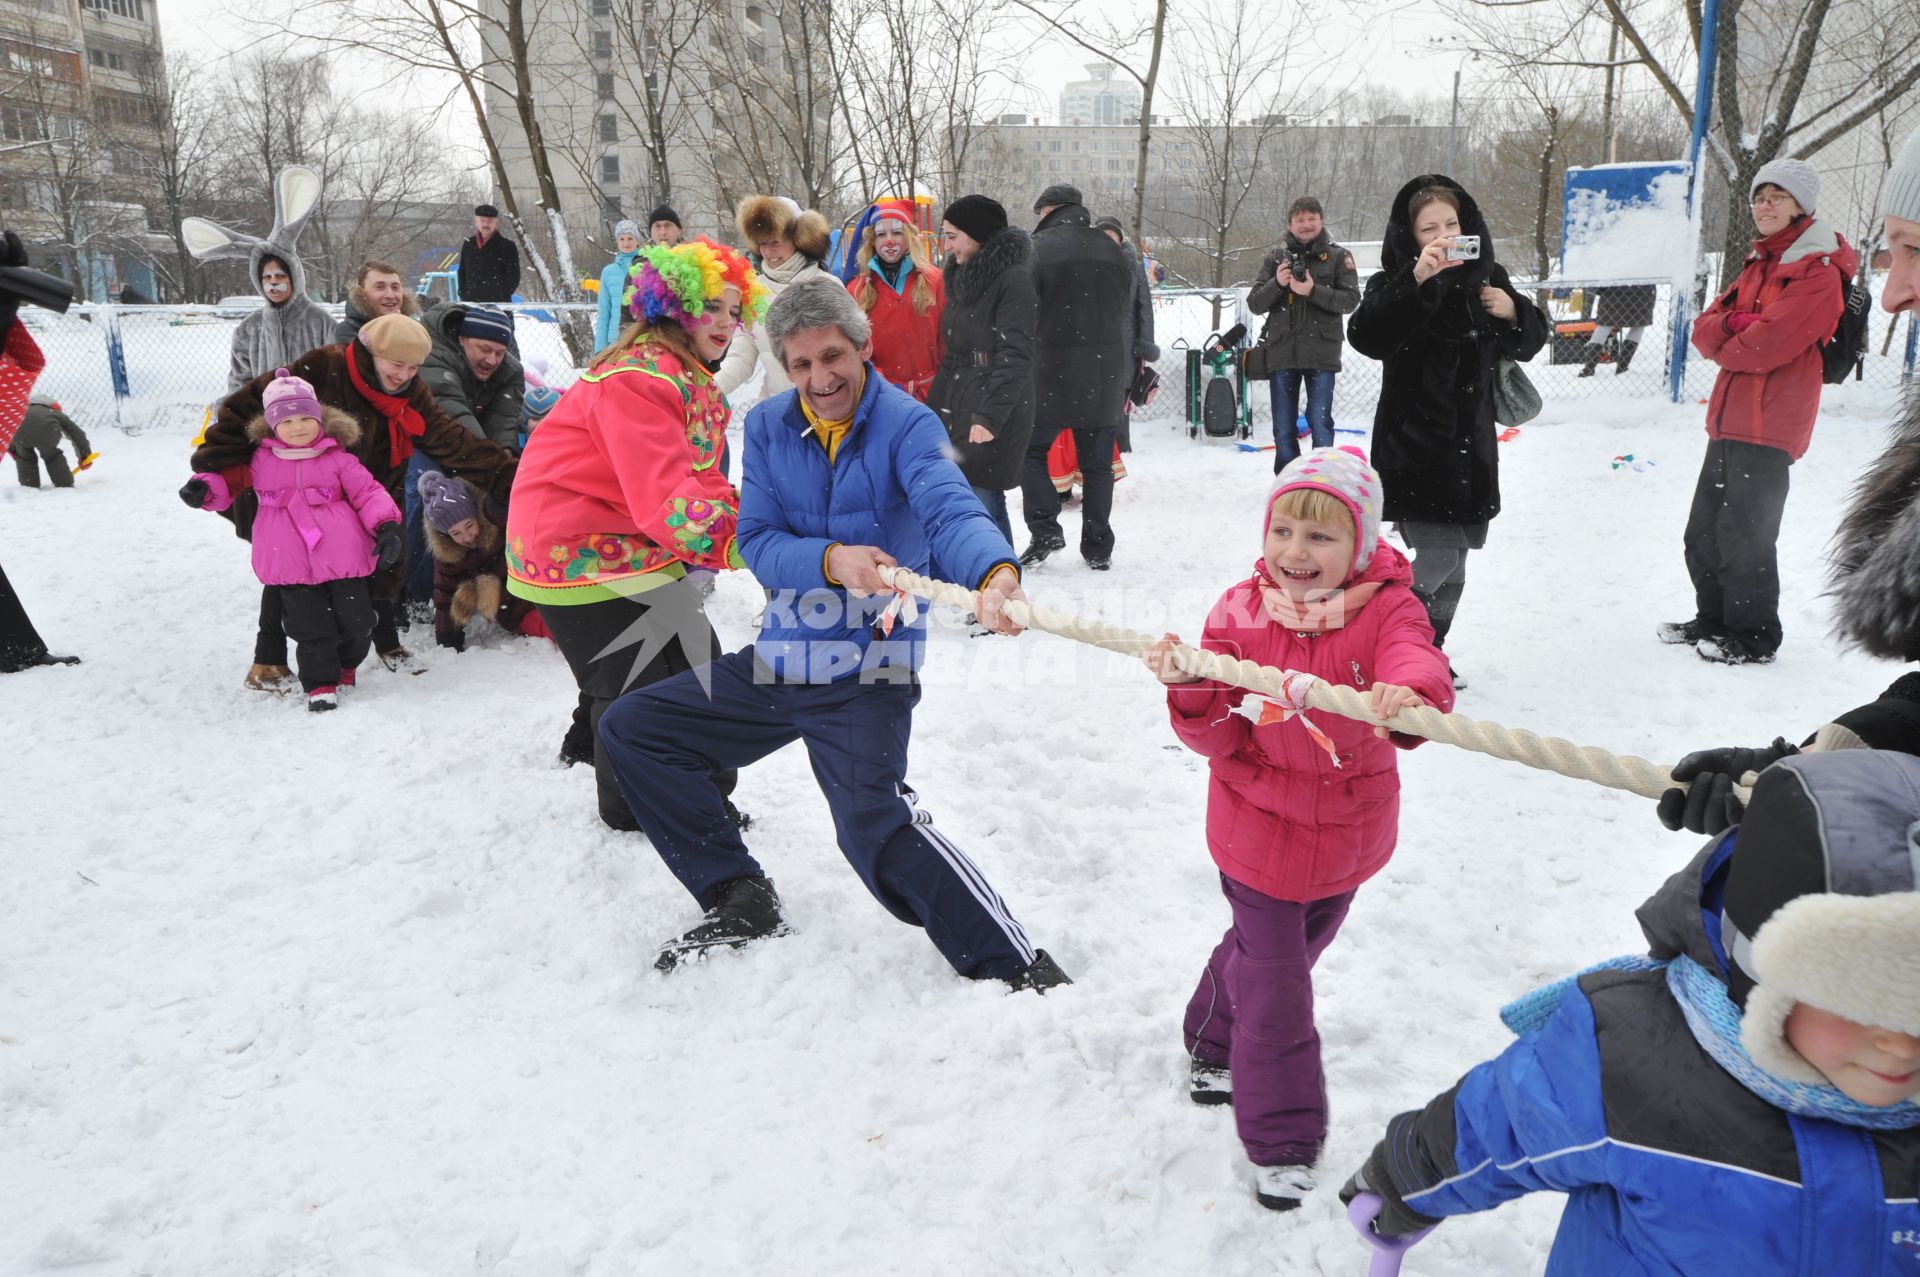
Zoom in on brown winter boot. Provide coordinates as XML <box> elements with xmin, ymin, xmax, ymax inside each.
<box><xmin>244</xmin><ymin>662</ymin><xmax>294</xmax><ymax>692</ymax></box>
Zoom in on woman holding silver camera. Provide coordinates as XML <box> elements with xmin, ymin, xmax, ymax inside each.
<box><xmin>1347</xmin><ymin>174</ymin><xmax>1548</xmax><ymax>689</ymax></box>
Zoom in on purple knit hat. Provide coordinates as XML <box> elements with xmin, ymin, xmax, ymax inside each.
<box><xmin>262</xmin><ymin>368</ymin><xmax>323</xmax><ymax>432</ymax></box>
<box><xmin>1268</xmin><ymin>445</ymin><xmax>1385</xmax><ymax>575</ymax></box>
<box><xmin>417</xmin><ymin>470</ymin><xmax>478</xmax><ymax>533</ymax></box>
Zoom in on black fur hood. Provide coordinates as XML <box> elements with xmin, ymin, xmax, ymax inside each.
<box><xmin>1380</xmin><ymin>173</ymin><xmax>1497</xmax><ymax>276</ymax></box>
<box><xmin>1833</xmin><ymin>391</ymin><xmax>1920</xmax><ymax>660</ymax></box>
<box><xmin>947</xmin><ymin>227</ymin><xmax>1033</xmax><ymax>307</ymax></box>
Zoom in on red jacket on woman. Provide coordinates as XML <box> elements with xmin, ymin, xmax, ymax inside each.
<box><xmin>1165</xmin><ymin>541</ymin><xmax>1453</xmax><ymax>903</ymax></box>
<box><xmin>1691</xmin><ymin>215</ymin><xmax>1856</xmax><ymax>461</ymax></box>
<box><xmin>848</xmin><ymin>260</ymin><xmax>944</xmax><ymax>401</ymax></box>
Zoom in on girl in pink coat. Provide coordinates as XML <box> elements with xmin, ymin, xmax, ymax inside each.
<box><xmin>1144</xmin><ymin>445</ymin><xmax>1453</xmax><ymax>1213</ymax></box>
<box><xmin>181</xmin><ymin>369</ymin><xmax>402</xmax><ymax>712</ymax></box>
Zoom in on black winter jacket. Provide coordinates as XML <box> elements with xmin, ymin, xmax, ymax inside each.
<box><xmin>1347</xmin><ymin>175</ymin><xmax>1549</xmax><ymax>525</ymax></box>
<box><xmin>929</xmin><ymin>227</ymin><xmax>1037</xmax><ymax>491</ymax></box>
<box><xmin>1246</xmin><ymin>230</ymin><xmax>1361</xmax><ymax>375</ymax></box>
<box><xmin>1030</xmin><ymin>204</ymin><xmax>1136</xmax><ymax>433</ymax></box>
<box><xmin>458</xmin><ymin>232</ymin><xmax>521</xmax><ymax>303</ymax></box>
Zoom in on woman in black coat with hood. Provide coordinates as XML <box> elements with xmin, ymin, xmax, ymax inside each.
<box><xmin>928</xmin><ymin>195</ymin><xmax>1036</xmax><ymax>545</ymax></box>
<box><xmin>1348</xmin><ymin>174</ymin><xmax>1549</xmax><ymax>687</ymax></box>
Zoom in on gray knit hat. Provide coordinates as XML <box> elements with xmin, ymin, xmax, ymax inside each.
<box><xmin>613</xmin><ymin>219</ymin><xmax>641</xmax><ymax>241</ymax></box>
<box><xmin>1882</xmin><ymin>127</ymin><xmax>1920</xmax><ymax>224</ymax></box>
<box><xmin>1751</xmin><ymin>157</ymin><xmax>1820</xmax><ymax>217</ymax></box>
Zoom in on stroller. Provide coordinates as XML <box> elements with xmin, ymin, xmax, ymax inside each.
<box><xmin>1182</xmin><ymin>322</ymin><xmax>1251</xmax><ymax>440</ymax></box>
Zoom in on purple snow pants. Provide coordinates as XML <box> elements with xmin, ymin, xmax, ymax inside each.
<box><xmin>1183</xmin><ymin>873</ymin><xmax>1356</xmax><ymax>1167</ymax></box>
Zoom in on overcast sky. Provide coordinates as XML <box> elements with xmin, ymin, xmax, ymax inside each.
<box><xmin>156</xmin><ymin>0</ymin><xmax>1492</xmax><ymax>168</ymax></box>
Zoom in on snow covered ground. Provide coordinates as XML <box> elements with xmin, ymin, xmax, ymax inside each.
<box><xmin>2</xmin><ymin>375</ymin><xmax>1908</xmax><ymax>1275</ymax></box>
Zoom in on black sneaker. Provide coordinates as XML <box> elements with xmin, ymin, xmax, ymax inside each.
<box><xmin>1656</xmin><ymin>618</ymin><xmax>1719</xmax><ymax>646</ymax></box>
<box><xmin>1696</xmin><ymin>635</ymin><xmax>1776</xmax><ymax>666</ymax></box>
<box><xmin>723</xmin><ymin>798</ymin><xmax>753</xmax><ymax>831</ymax></box>
<box><xmin>654</xmin><ymin>876</ymin><xmax>788</xmax><ymax>973</ymax></box>
<box><xmin>1189</xmin><ymin>1060</ymin><xmax>1232</xmax><ymax>1106</ymax></box>
<box><xmin>1006</xmin><ymin>949</ymin><xmax>1073</xmax><ymax>993</ymax></box>
<box><xmin>1019</xmin><ymin>532</ymin><xmax>1066</xmax><ymax>566</ymax></box>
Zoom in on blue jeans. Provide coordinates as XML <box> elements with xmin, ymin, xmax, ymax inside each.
<box><xmin>1268</xmin><ymin>370</ymin><xmax>1337</xmax><ymax>466</ymax></box>
<box><xmin>971</xmin><ymin>485</ymin><xmax>1013</xmax><ymax>547</ymax></box>
<box><xmin>403</xmin><ymin>451</ymin><xmax>445</xmax><ymax>605</ymax></box>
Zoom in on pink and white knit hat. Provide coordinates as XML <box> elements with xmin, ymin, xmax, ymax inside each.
<box><xmin>262</xmin><ymin>368</ymin><xmax>323</xmax><ymax>430</ymax></box>
<box><xmin>1268</xmin><ymin>445</ymin><xmax>1385</xmax><ymax>574</ymax></box>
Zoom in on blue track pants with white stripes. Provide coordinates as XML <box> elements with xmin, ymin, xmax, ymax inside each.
<box><xmin>600</xmin><ymin>645</ymin><xmax>1038</xmax><ymax>981</ymax></box>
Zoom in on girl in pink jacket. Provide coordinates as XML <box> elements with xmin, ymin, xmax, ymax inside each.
<box><xmin>1144</xmin><ymin>445</ymin><xmax>1453</xmax><ymax>1213</ymax></box>
<box><xmin>182</xmin><ymin>369</ymin><xmax>402</xmax><ymax>712</ymax></box>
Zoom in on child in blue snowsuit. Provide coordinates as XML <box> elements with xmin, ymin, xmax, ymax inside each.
<box><xmin>1345</xmin><ymin>749</ymin><xmax>1920</xmax><ymax>1275</ymax></box>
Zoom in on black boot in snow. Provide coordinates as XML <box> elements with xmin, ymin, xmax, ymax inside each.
<box><xmin>557</xmin><ymin>718</ymin><xmax>594</xmax><ymax>768</ymax></box>
<box><xmin>1615</xmin><ymin>339</ymin><xmax>1639</xmax><ymax>374</ymax></box>
<box><xmin>1577</xmin><ymin>346</ymin><xmax>1600</xmax><ymax>377</ymax></box>
<box><xmin>1189</xmin><ymin>1060</ymin><xmax>1233</xmax><ymax>1106</ymax></box>
<box><xmin>1006</xmin><ymin>949</ymin><xmax>1073</xmax><ymax>993</ymax></box>
<box><xmin>654</xmin><ymin>876</ymin><xmax>788</xmax><ymax>972</ymax></box>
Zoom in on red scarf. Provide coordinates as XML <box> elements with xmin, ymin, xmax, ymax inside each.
<box><xmin>346</xmin><ymin>345</ymin><xmax>427</xmax><ymax>468</ymax></box>
<box><xmin>1252</xmin><ymin>558</ymin><xmax>1384</xmax><ymax>633</ymax></box>
<box><xmin>1734</xmin><ymin>215</ymin><xmax>1809</xmax><ymax>311</ymax></box>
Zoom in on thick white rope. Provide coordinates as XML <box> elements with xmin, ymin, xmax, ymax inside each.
<box><xmin>878</xmin><ymin>566</ymin><xmax>1746</xmax><ymax>804</ymax></box>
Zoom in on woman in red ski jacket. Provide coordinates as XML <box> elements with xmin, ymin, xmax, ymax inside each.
<box><xmin>1665</xmin><ymin>159</ymin><xmax>1856</xmax><ymax>666</ymax></box>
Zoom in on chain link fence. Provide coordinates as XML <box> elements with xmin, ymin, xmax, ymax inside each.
<box><xmin>18</xmin><ymin>302</ymin><xmax>595</xmax><ymax>439</ymax></box>
<box><xmin>1136</xmin><ymin>280</ymin><xmax>1919</xmax><ymax>444</ymax></box>
<box><xmin>18</xmin><ymin>286</ymin><xmax>1915</xmax><ymax>445</ymax></box>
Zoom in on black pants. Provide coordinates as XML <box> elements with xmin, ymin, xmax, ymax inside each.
<box><xmin>536</xmin><ymin>584</ymin><xmax>735</xmax><ymax>830</ymax></box>
<box><xmin>255</xmin><ymin>585</ymin><xmax>289</xmax><ymax>666</ymax></box>
<box><xmin>0</xmin><ymin>558</ymin><xmax>53</xmax><ymax>672</ymax></box>
<box><xmin>1409</xmin><ymin>547</ymin><xmax>1469</xmax><ymax>648</ymax></box>
<box><xmin>1022</xmin><ymin>423</ymin><xmax>1116</xmax><ymax>559</ymax></box>
<box><xmin>279</xmin><ymin>578</ymin><xmax>377</xmax><ymax>691</ymax></box>
<box><xmin>11</xmin><ymin>444</ymin><xmax>73</xmax><ymax>488</ymax></box>
<box><xmin>1683</xmin><ymin>438</ymin><xmax>1791</xmax><ymax>655</ymax></box>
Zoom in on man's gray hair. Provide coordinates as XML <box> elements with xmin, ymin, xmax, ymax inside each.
<box><xmin>765</xmin><ymin>276</ymin><xmax>872</xmax><ymax>367</ymax></box>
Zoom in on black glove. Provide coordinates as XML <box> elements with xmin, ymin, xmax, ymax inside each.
<box><xmin>1657</xmin><ymin>737</ymin><xmax>1798</xmax><ymax>834</ymax></box>
<box><xmin>1338</xmin><ymin>1159</ymin><xmax>1441</xmax><ymax>1239</ymax></box>
<box><xmin>178</xmin><ymin>477</ymin><xmax>212</xmax><ymax>509</ymax></box>
<box><xmin>373</xmin><ymin>521</ymin><xmax>403</xmax><ymax>571</ymax></box>
<box><xmin>436</xmin><ymin>628</ymin><xmax>466</xmax><ymax>653</ymax></box>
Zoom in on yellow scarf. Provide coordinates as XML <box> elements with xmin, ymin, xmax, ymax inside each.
<box><xmin>798</xmin><ymin>369</ymin><xmax>865</xmax><ymax>463</ymax></box>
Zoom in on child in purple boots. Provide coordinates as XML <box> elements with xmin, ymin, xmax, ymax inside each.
<box><xmin>1143</xmin><ymin>446</ymin><xmax>1453</xmax><ymax>1212</ymax></box>
<box><xmin>181</xmin><ymin>369</ymin><xmax>402</xmax><ymax>712</ymax></box>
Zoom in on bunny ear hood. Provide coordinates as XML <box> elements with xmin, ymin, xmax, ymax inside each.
<box><xmin>182</xmin><ymin>164</ymin><xmax>323</xmax><ymax>303</ymax></box>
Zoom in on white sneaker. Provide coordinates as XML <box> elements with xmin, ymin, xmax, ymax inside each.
<box><xmin>1253</xmin><ymin>1163</ymin><xmax>1318</xmax><ymax>1212</ymax></box>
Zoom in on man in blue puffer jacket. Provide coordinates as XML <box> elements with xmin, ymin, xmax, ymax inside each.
<box><xmin>599</xmin><ymin>277</ymin><xmax>1071</xmax><ymax>991</ymax></box>
<box><xmin>1343</xmin><ymin>749</ymin><xmax>1920</xmax><ymax>1275</ymax></box>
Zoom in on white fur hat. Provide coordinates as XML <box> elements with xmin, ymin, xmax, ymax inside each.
<box><xmin>1741</xmin><ymin>890</ymin><xmax>1920</xmax><ymax>1083</ymax></box>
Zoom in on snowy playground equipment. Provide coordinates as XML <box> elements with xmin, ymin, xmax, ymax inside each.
<box><xmin>878</xmin><ymin>564</ymin><xmax>1754</xmax><ymax>805</ymax></box>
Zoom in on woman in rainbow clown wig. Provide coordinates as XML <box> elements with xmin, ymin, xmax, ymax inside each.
<box><xmin>507</xmin><ymin>237</ymin><xmax>770</xmax><ymax>831</ymax></box>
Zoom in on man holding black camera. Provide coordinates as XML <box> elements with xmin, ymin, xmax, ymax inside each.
<box><xmin>1246</xmin><ymin>197</ymin><xmax>1360</xmax><ymax>472</ymax></box>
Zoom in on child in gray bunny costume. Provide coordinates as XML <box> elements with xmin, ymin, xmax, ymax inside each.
<box><xmin>183</xmin><ymin>166</ymin><xmax>335</xmax><ymax>391</ymax></box>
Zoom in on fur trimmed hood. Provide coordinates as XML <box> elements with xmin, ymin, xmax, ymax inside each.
<box><xmin>421</xmin><ymin>476</ymin><xmax>502</xmax><ymax>564</ymax></box>
<box><xmin>345</xmin><ymin>284</ymin><xmax>419</xmax><ymax>323</ymax></box>
<box><xmin>946</xmin><ymin>226</ymin><xmax>1032</xmax><ymax>307</ymax></box>
<box><xmin>243</xmin><ymin>404</ymin><xmax>362</xmax><ymax>448</ymax></box>
<box><xmin>1832</xmin><ymin>388</ymin><xmax>1920</xmax><ymax>660</ymax></box>
<box><xmin>736</xmin><ymin>195</ymin><xmax>831</xmax><ymax>263</ymax></box>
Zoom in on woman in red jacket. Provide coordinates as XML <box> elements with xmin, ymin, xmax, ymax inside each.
<box><xmin>506</xmin><ymin>237</ymin><xmax>767</xmax><ymax>828</ymax></box>
<box><xmin>1143</xmin><ymin>445</ymin><xmax>1453</xmax><ymax>1214</ymax></box>
<box><xmin>1664</xmin><ymin>159</ymin><xmax>1856</xmax><ymax>666</ymax></box>
<box><xmin>845</xmin><ymin>199</ymin><xmax>943</xmax><ymax>400</ymax></box>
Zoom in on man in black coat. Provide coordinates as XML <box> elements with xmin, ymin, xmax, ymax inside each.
<box><xmin>457</xmin><ymin>204</ymin><xmax>521</xmax><ymax>303</ymax></box>
<box><xmin>1020</xmin><ymin>184</ymin><xmax>1137</xmax><ymax>570</ymax></box>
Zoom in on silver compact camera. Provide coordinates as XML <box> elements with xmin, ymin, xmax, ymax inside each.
<box><xmin>1445</xmin><ymin>235</ymin><xmax>1481</xmax><ymax>261</ymax></box>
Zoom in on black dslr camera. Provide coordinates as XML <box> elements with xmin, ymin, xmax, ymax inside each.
<box><xmin>1285</xmin><ymin>247</ymin><xmax>1313</xmax><ymax>281</ymax></box>
<box><xmin>0</xmin><ymin>227</ymin><xmax>76</xmax><ymax>317</ymax></box>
